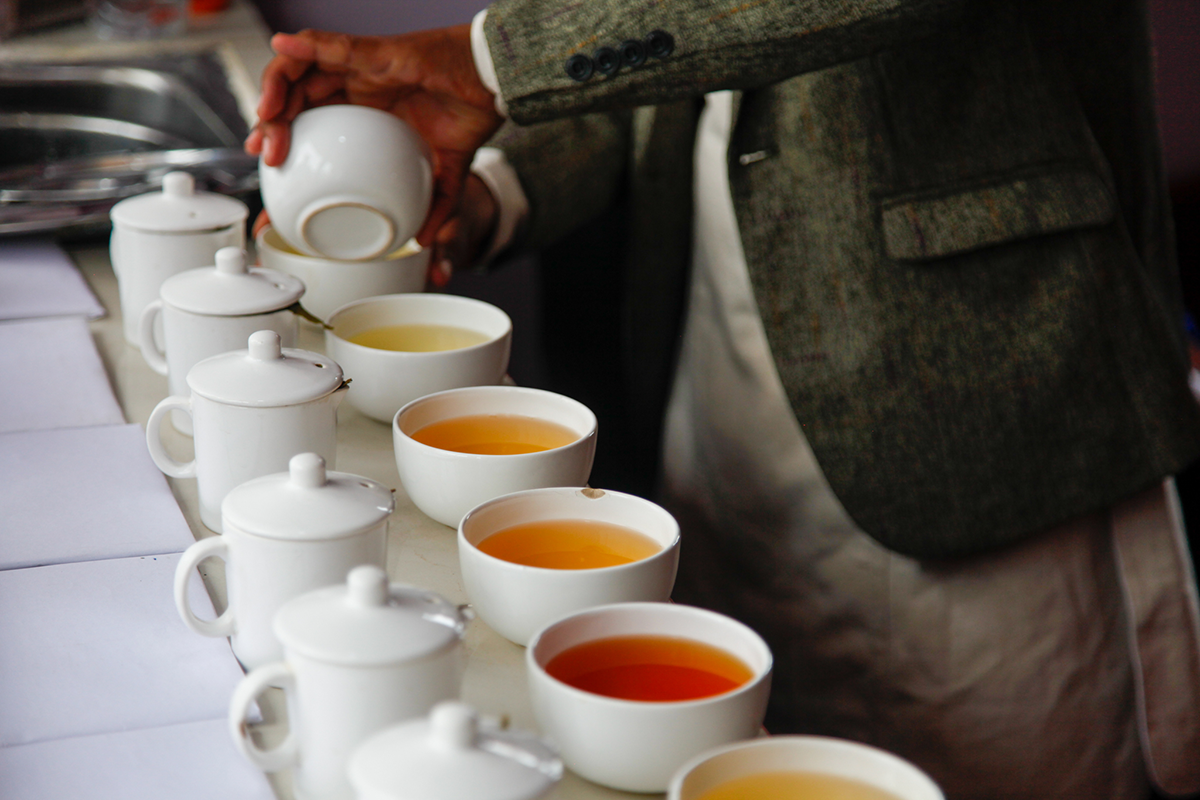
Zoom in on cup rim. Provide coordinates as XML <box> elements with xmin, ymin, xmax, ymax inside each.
<box><xmin>666</xmin><ymin>735</ymin><xmax>946</xmax><ymax>800</ymax></box>
<box><xmin>393</xmin><ymin>385</ymin><xmax>598</xmax><ymax>461</ymax></box>
<box><xmin>526</xmin><ymin>601</ymin><xmax>773</xmax><ymax>709</ymax></box>
<box><xmin>325</xmin><ymin>293</ymin><xmax>513</xmax><ymax>359</ymax></box>
<box><xmin>257</xmin><ymin>224</ymin><xmax>424</xmax><ymax>264</ymax></box>
<box><xmin>459</xmin><ymin>487</ymin><xmax>681</xmax><ymax>576</ymax></box>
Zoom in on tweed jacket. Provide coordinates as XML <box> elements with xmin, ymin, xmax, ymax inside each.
<box><xmin>482</xmin><ymin>0</ymin><xmax>1200</xmax><ymax>558</ymax></box>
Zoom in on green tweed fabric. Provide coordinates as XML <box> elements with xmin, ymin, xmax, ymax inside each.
<box><xmin>484</xmin><ymin>0</ymin><xmax>1200</xmax><ymax>558</ymax></box>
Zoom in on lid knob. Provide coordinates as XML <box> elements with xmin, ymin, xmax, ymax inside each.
<box><xmin>247</xmin><ymin>330</ymin><xmax>283</xmax><ymax>361</ymax></box>
<box><xmin>347</xmin><ymin>565</ymin><xmax>389</xmax><ymax>608</ymax></box>
<box><xmin>162</xmin><ymin>171</ymin><xmax>195</xmax><ymax>198</ymax></box>
<box><xmin>215</xmin><ymin>246</ymin><xmax>248</xmax><ymax>275</ymax></box>
<box><xmin>430</xmin><ymin>702</ymin><xmax>477</xmax><ymax>751</ymax></box>
<box><xmin>288</xmin><ymin>452</ymin><xmax>327</xmax><ymax>489</ymax></box>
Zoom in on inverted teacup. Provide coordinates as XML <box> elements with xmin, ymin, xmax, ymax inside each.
<box><xmin>393</xmin><ymin>385</ymin><xmax>597</xmax><ymax>528</ymax></box>
<box><xmin>326</xmin><ymin>293</ymin><xmax>512</xmax><ymax>423</ymax></box>
<box><xmin>667</xmin><ymin>736</ymin><xmax>945</xmax><ymax>800</ymax></box>
<box><xmin>459</xmin><ymin>487</ymin><xmax>680</xmax><ymax>645</ymax></box>
<box><xmin>257</xmin><ymin>226</ymin><xmax>429</xmax><ymax>321</ymax></box>
<box><xmin>526</xmin><ymin>602</ymin><xmax>772</xmax><ymax>793</ymax></box>
<box><xmin>258</xmin><ymin>105</ymin><xmax>432</xmax><ymax>261</ymax></box>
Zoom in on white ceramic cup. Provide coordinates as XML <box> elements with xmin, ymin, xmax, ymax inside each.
<box><xmin>326</xmin><ymin>293</ymin><xmax>512</xmax><ymax>423</ymax></box>
<box><xmin>173</xmin><ymin>454</ymin><xmax>392</xmax><ymax>670</ymax></box>
<box><xmin>667</xmin><ymin>736</ymin><xmax>945</xmax><ymax>800</ymax></box>
<box><xmin>230</xmin><ymin>567</ymin><xmax>467</xmax><ymax>800</ymax></box>
<box><xmin>145</xmin><ymin>332</ymin><xmax>346</xmax><ymax>532</ymax></box>
<box><xmin>393</xmin><ymin>386</ymin><xmax>597</xmax><ymax>528</ymax></box>
<box><xmin>256</xmin><ymin>226</ymin><xmax>429</xmax><ymax>322</ymax></box>
<box><xmin>110</xmin><ymin>171</ymin><xmax>247</xmax><ymax>344</ymax></box>
<box><xmin>526</xmin><ymin>602</ymin><xmax>773</xmax><ymax>794</ymax></box>
<box><xmin>258</xmin><ymin>105</ymin><xmax>433</xmax><ymax>261</ymax></box>
<box><xmin>459</xmin><ymin>487</ymin><xmax>680</xmax><ymax>646</ymax></box>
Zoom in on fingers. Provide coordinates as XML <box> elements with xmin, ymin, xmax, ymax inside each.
<box><xmin>251</xmin><ymin>210</ymin><xmax>272</xmax><ymax>239</ymax></box>
<box><xmin>426</xmin><ymin>172</ymin><xmax>501</xmax><ymax>287</ymax></box>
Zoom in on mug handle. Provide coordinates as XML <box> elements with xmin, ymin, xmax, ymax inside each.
<box><xmin>146</xmin><ymin>396</ymin><xmax>196</xmax><ymax>478</ymax></box>
<box><xmin>138</xmin><ymin>299</ymin><xmax>168</xmax><ymax>376</ymax></box>
<box><xmin>229</xmin><ymin>661</ymin><xmax>299</xmax><ymax>772</ymax></box>
<box><xmin>174</xmin><ymin>536</ymin><xmax>235</xmax><ymax>638</ymax></box>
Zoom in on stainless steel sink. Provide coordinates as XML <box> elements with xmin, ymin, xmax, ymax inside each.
<box><xmin>0</xmin><ymin>50</ymin><xmax>258</xmax><ymax>236</ymax></box>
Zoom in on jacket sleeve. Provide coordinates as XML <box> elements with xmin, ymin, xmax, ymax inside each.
<box><xmin>483</xmin><ymin>0</ymin><xmax>968</xmax><ymax>123</ymax></box>
<box><xmin>487</xmin><ymin>109</ymin><xmax>633</xmax><ymax>252</ymax></box>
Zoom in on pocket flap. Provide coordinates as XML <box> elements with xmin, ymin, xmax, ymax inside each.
<box><xmin>880</xmin><ymin>169</ymin><xmax>1115</xmax><ymax>261</ymax></box>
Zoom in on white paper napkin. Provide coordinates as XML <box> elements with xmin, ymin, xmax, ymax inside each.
<box><xmin>0</xmin><ymin>238</ymin><xmax>105</xmax><ymax>322</ymax></box>
<box><xmin>0</xmin><ymin>553</ymin><xmax>247</xmax><ymax>748</ymax></box>
<box><xmin>0</xmin><ymin>316</ymin><xmax>124</xmax><ymax>434</ymax></box>
<box><xmin>0</xmin><ymin>719</ymin><xmax>274</xmax><ymax>800</ymax></box>
<box><xmin>0</xmin><ymin>424</ymin><xmax>194</xmax><ymax>571</ymax></box>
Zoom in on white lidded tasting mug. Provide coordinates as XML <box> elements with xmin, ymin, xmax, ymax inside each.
<box><xmin>139</xmin><ymin>247</ymin><xmax>303</xmax><ymax>435</ymax></box>
<box><xmin>145</xmin><ymin>330</ymin><xmax>347</xmax><ymax>532</ymax></box>
<box><xmin>110</xmin><ymin>171</ymin><xmax>247</xmax><ymax>345</ymax></box>
<box><xmin>229</xmin><ymin>566</ymin><xmax>468</xmax><ymax>800</ymax></box>
<box><xmin>174</xmin><ymin>452</ymin><xmax>393</xmax><ymax>670</ymax></box>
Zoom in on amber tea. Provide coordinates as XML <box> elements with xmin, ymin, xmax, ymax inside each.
<box><xmin>545</xmin><ymin>635</ymin><xmax>754</xmax><ymax>702</ymax></box>
<box><xmin>695</xmin><ymin>771</ymin><xmax>905</xmax><ymax>800</ymax></box>
<box><xmin>477</xmin><ymin>518</ymin><xmax>661</xmax><ymax>569</ymax></box>
<box><xmin>411</xmin><ymin>413</ymin><xmax>579</xmax><ymax>455</ymax></box>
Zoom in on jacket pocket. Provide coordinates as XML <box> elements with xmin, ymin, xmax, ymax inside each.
<box><xmin>880</xmin><ymin>168</ymin><xmax>1115</xmax><ymax>262</ymax></box>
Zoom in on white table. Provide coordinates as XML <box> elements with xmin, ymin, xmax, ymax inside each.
<box><xmin>73</xmin><ymin>244</ymin><xmax>642</xmax><ymax>800</ymax></box>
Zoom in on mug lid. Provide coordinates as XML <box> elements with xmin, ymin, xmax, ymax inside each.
<box><xmin>185</xmin><ymin>330</ymin><xmax>345</xmax><ymax>407</ymax></box>
<box><xmin>160</xmin><ymin>248</ymin><xmax>305</xmax><ymax>315</ymax></box>
<box><xmin>348</xmin><ymin>702</ymin><xmax>561</xmax><ymax>800</ymax></box>
<box><xmin>110</xmin><ymin>171</ymin><xmax>248</xmax><ymax>233</ymax></box>
<box><xmin>222</xmin><ymin>453</ymin><xmax>394</xmax><ymax>541</ymax></box>
<box><xmin>273</xmin><ymin>566</ymin><xmax>466</xmax><ymax>666</ymax></box>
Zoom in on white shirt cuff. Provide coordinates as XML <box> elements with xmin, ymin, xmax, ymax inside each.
<box><xmin>471</xmin><ymin>9</ymin><xmax>508</xmax><ymax>118</ymax></box>
<box><xmin>471</xmin><ymin>146</ymin><xmax>529</xmax><ymax>265</ymax></box>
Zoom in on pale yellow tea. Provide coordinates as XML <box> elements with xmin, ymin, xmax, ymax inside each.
<box><xmin>411</xmin><ymin>413</ymin><xmax>579</xmax><ymax>455</ymax></box>
<box><xmin>477</xmin><ymin>518</ymin><xmax>661</xmax><ymax>569</ymax></box>
<box><xmin>695</xmin><ymin>771</ymin><xmax>904</xmax><ymax>800</ymax></box>
<box><xmin>347</xmin><ymin>324</ymin><xmax>490</xmax><ymax>352</ymax></box>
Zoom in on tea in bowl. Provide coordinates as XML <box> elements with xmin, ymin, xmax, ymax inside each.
<box><xmin>526</xmin><ymin>602</ymin><xmax>772</xmax><ymax>793</ymax></box>
<box><xmin>667</xmin><ymin>735</ymin><xmax>944</xmax><ymax>800</ymax></box>
<box><xmin>326</xmin><ymin>293</ymin><xmax>512</xmax><ymax>423</ymax></box>
<box><xmin>393</xmin><ymin>385</ymin><xmax>597</xmax><ymax>528</ymax></box>
<box><xmin>257</xmin><ymin>225</ymin><xmax>429</xmax><ymax>321</ymax></box>
<box><xmin>460</xmin><ymin>487</ymin><xmax>680</xmax><ymax>646</ymax></box>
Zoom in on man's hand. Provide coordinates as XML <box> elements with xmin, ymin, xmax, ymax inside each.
<box><xmin>245</xmin><ymin>25</ymin><xmax>504</xmax><ymax>248</ymax></box>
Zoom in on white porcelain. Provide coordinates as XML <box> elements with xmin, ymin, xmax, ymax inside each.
<box><xmin>110</xmin><ymin>171</ymin><xmax>247</xmax><ymax>344</ymax></box>
<box><xmin>173</xmin><ymin>453</ymin><xmax>393</xmax><ymax>669</ymax></box>
<box><xmin>348</xmin><ymin>701</ymin><xmax>561</xmax><ymax>800</ymax></box>
<box><xmin>327</xmin><ymin>294</ymin><xmax>512</xmax><ymax>423</ymax></box>
<box><xmin>145</xmin><ymin>331</ymin><xmax>346</xmax><ymax>532</ymax></box>
<box><xmin>526</xmin><ymin>602</ymin><xmax>773</xmax><ymax>793</ymax></box>
<box><xmin>459</xmin><ymin>487</ymin><xmax>680</xmax><ymax>645</ymax></box>
<box><xmin>393</xmin><ymin>386</ymin><xmax>596</xmax><ymax>528</ymax></box>
<box><xmin>668</xmin><ymin>736</ymin><xmax>945</xmax><ymax>800</ymax></box>
<box><xmin>229</xmin><ymin>566</ymin><xmax>467</xmax><ymax>800</ymax></box>
<box><xmin>257</xmin><ymin>226</ymin><xmax>428</xmax><ymax>321</ymax></box>
<box><xmin>259</xmin><ymin>106</ymin><xmax>433</xmax><ymax>261</ymax></box>
<box><xmin>139</xmin><ymin>247</ymin><xmax>303</xmax><ymax>434</ymax></box>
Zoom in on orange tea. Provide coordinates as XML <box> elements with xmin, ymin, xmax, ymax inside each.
<box><xmin>347</xmin><ymin>323</ymin><xmax>490</xmax><ymax>352</ymax></box>
<box><xmin>545</xmin><ymin>635</ymin><xmax>754</xmax><ymax>702</ymax></box>
<box><xmin>695</xmin><ymin>771</ymin><xmax>904</xmax><ymax>800</ymax></box>
<box><xmin>411</xmin><ymin>414</ymin><xmax>579</xmax><ymax>455</ymax></box>
<box><xmin>477</xmin><ymin>518</ymin><xmax>661</xmax><ymax>569</ymax></box>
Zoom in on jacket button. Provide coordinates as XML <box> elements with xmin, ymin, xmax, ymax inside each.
<box><xmin>620</xmin><ymin>39</ymin><xmax>647</xmax><ymax>67</ymax></box>
<box><xmin>593</xmin><ymin>46</ymin><xmax>621</xmax><ymax>76</ymax></box>
<box><xmin>565</xmin><ymin>54</ymin><xmax>594</xmax><ymax>81</ymax></box>
<box><xmin>645</xmin><ymin>29</ymin><xmax>675</xmax><ymax>58</ymax></box>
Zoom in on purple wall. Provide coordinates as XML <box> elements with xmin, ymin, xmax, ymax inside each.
<box><xmin>251</xmin><ymin>0</ymin><xmax>487</xmax><ymax>36</ymax></box>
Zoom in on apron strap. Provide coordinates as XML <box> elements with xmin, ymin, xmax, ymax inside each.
<box><xmin>1111</xmin><ymin>478</ymin><xmax>1200</xmax><ymax>796</ymax></box>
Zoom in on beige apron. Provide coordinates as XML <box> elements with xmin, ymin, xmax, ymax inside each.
<box><xmin>662</xmin><ymin>91</ymin><xmax>1200</xmax><ymax>800</ymax></box>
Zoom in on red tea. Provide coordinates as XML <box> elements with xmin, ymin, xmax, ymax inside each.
<box><xmin>477</xmin><ymin>518</ymin><xmax>662</xmax><ymax>569</ymax></box>
<box><xmin>544</xmin><ymin>635</ymin><xmax>754</xmax><ymax>702</ymax></box>
<box><xmin>411</xmin><ymin>414</ymin><xmax>579</xmax><ymax>455</ymax></box>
